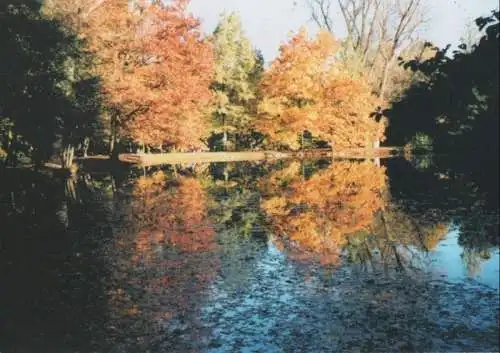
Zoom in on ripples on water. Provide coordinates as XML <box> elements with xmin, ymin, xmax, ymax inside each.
<box><xmin>0</xmin><ymin>157</ymin><xmax>498</xmax><ymax>352</ymax></box>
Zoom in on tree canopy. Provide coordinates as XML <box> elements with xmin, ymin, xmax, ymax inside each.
<box><xmin>256</xmin><ymin>29</ymin><xmax>385</xmax><ymax>150</ymax></box>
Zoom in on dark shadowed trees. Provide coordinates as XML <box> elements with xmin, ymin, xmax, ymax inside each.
<box><xmin>0</xmin><ymin>1</ymin><xmax>100</xmax><ymax>167</ymax></box>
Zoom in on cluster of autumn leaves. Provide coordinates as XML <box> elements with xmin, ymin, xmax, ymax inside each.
<box><xmin>44</xmin><ymin>0</ymin><xmax>386</xmax><ymax>152</ymax></box>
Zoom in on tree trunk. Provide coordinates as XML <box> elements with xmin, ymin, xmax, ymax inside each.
<box><xmin>82</xmin><ymin>137</ymin><xmax>90</xmax><ymax>158</ymax></box>
<box><xmin>222</xmin><ymin>117</ymin><xmax>228</xmax><ymax>152</ymax></box>
<box><xmin>378</xmin><ymin>54</ymin><xmax>394</xmax><ymax>103</ymax></box>
<box><xmin>61</xmin><ymin>144</ymin><xmax>75</xmax><ymax>169</ymax></box>
<box><xmin>109</xmin><ymin>114</ymin><xmax>119</xmax><ymax>161</ymax></box>
<box><xmin>223</xmin><ymin>164</ymin><xmax>229</xmax><ymax>183</ymax></box>
<box><xmin>109</xmin><ymin>130</ymin><xmax>116</xmax><ymax>157</ymax></box>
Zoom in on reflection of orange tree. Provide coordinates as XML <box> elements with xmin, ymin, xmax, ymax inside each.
<box><xmin>420</xmin><ymin>223</ymin><xmax>450</xmax><ymax>251</ymax></box>
<box><xmin>107</xmin><ymin>171</ymin><xmax>217</xmax><ymax>347</ymax></box>
<box><xmin>132</xmin><ymin>171</ymin><xmax>215</xmax><ymax>256</ymax></box>
<box><xmin>262</xmin><ymin>161</ymin><xmax>386</xmax><ymax>265</ymax></box>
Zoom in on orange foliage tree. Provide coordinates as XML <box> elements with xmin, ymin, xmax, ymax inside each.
<box><xmin>261</xmin><ymin>160</ymin><xmax>386</xmax><ymax>265</ymax></box>
<box><xmin>125</xmin><ymin>1</ymin><xmax>215</xmax><ymax>150</ymax></box>
<box><xmin>43</xmin><ymin>0</ymin><xmax>215</xmax><ymax>152</ymax></box>
<box><xmin>256</xmin><ymin>28</ymin><xmax>386</xmax><ymax>150</ymax></box>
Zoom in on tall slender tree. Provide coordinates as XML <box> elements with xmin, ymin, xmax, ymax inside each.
<box><xmin>210</xmin><ymin>13</ymin><xmax>261</xmax><ymax>150</ymax></box>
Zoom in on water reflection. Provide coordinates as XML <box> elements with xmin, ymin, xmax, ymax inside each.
<box><xmin>386</xmin><ymin>157</ymin><xmax>499</xmax><ymax>287</ymax></box>
<box><xmin>105</xmin><ymin>171</ymin><xmax>219</xmax><ymax>352</ymax></box>
<box><xmin>0</xmin><ymin>169</ymin><xmax>112</xmax><ymax>352</ymax></box>
<box><xmin>261</xmin><ymin>160</ymin><xmax>386</xmax><ymax>266</ymax></box>
<box><xmin>0</xmin><ymin>157</ymin><xmax>498</xmax><ymax>352</ymax></box>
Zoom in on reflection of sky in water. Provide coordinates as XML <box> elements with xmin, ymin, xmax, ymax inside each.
<box><xmin>428</xmin><ymin>228</ymin><xmax>499</xmax><ymax>289</ymax></box>
<box><xmin>200</xmin><ymin>234</ymin><xmax>499</xmax><ymax>352</ymax></box>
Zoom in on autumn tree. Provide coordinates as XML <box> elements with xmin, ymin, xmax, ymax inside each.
<box><xmin>43</xmin><ymin>0</ymin><xmax>215</xmax><ymax>155</ymax></box>
<box><xmin>210</xmin><ymin>12</ymin><xmax>262</xmax><ymax>150</ymax></box>
<box><xmin>125</xmin><ymin>1</ymin><xmax>215</xmax><ymax>151</ymax></box>
<box><xmin>256</xmin><ymin>29</ymin><xmax>385</xmax><ymax>150</ymax></box>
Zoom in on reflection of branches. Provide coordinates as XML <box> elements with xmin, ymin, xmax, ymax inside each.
<box><xmin>461</xmin><ymin>248</ymin><xmax>492</xmax><ymax>278</ymax></box>
<box><xmin>64</xmin><ymin>177</ymin><xmax>78</xmax><ymax>201</ymax></box>
<box><xmin>343</xmin><ymin>197</ymin><xmax>451</xmax><ymax>275</ymax></box>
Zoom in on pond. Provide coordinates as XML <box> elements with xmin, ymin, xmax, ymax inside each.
<box><xmin>0</xmin><ymin>157</ymin><xmax>498</xmax><ymax>353</ymax></box>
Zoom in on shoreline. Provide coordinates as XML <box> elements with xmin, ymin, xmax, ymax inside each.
<box><xmin>118</xmin><ymin>147</ymin><xmax>403</xmax><ymax>166</ymax></box>
<box><xmin>2</xmin><ymin>147</ymin><xmax>404</xmax><ymax>172</ymax></box>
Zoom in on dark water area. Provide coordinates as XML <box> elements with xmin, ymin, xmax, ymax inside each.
<box><xmin>0</xmin><ymin>157</ymin><xmax>498</xmax><ymax>353</ymax></box>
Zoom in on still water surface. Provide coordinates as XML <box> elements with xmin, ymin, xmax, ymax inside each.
<box><xmin>1</xmin><ymin>158</ymin><xmax>498</xmax><ymax>352</ymax></box>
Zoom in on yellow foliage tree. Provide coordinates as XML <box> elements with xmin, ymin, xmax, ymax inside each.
<box><xmin>256</xmin><ymin>28</ymin><xmax>386</xmax><ymax>150</ymax></box>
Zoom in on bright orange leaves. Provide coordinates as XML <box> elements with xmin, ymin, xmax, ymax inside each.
<box><xmin>125</xmin><ymin>1</ymin><xmax>215</xmax><ymax>149</ymax></box>
<box><xmin>256</xmin><ymin>29</ymin><xmax>386</xmax><ymax>150</ymax></box>
<box><xmin>45</xmin><ymin>0</ymin><xmax>215</xmax><ymax>150</ymax></box>
<box><xmin>262</xmin><ymin>160</ymin><xmax>387</xmax><ymax>265</ymax></box>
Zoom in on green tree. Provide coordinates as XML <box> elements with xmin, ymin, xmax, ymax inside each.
<box><xmin>210</xmin><ymin>13</ymin><xmax>262</xmax><ymax>150</ymax></box>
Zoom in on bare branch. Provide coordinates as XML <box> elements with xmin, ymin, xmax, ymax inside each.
<box><xmin>307</xmin><ymin>0</ymin><xmax>334</xmax><ymax>33</ymax></box>
<box><xmin>304</xmin><ymin>0</ymin><xmax>426</xmax><ymax>101</ymax></box>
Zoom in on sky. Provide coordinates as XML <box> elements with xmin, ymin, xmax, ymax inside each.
<box><xmin>188</xmin><ymin>0</ymin><xmax>499</xmax><ymax>62</ymax></box>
